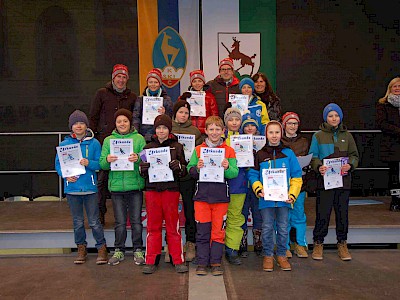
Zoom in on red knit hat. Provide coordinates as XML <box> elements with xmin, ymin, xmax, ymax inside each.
<box><xmin>282</xmin><ymin>112</ymin><xmax>300</xmax><ymax>128</ymax></box>
<box><xmin>190</xmin><ymin>70</ymin><xmax>206</xmax><ymax>84</ymax></box>
<box><xmin>219</xmin><ymin>57</ymin><xmax>234</xmax><ymax>70</ymax></box>
<box><xmin>112</xmin><ymin>64</ymin><xmax>129</xmax><ymax>80</ymax></box>
<box><xmin>146</xmin><ymin>68</ymin><xmax>163</xmax><ymax>85</ymax></box>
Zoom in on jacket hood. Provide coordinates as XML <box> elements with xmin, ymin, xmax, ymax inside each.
<box><xmin>214</xmin><ymin>75</ymin><xmax>240</xmax><ymax>86</ymax></box>
<box><xmin>105</xmin><ymin>81</ymin><xmax>131</xmax><ymax>95</ymax></box>
<box><xmin>65</xmin><ymin>128</ymin><xmax>95</xmax><ymax>142</ymax></box>
<box><xmin>150</xmin><ymin>133</ymin><xmax>179</xmax><ymax>145</ymax></box>
<box><xmin>142</xmin><ymin>87</ymin><xmax>169</xmax><ymax>97</ymax></box>
<box><xmin>172</xmin><ymin>119</ymin><xmax>193</xmax><ymax>129</ymax></box>
<box><xmin>188</xmin><ymin>84</ymin><xmax>211</xmax><ymax>92</ymax></box>
<box><xmin>319</xmin><ymin>122</ymin><xmax>347</xmax><ymax>133</ymax></box>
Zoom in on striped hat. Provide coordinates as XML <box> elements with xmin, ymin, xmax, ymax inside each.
<box><xmin>282</xmin><ymin>112</ymin><xmax>300</xmax><ymax>128</ymax></box>
<box><xmin>146</xmin><ymin>68</ymin><xmax>163</xmax><ymax>85</ymax></box>
<box><xmin>219</xmin><ymin>57</ymin><xmax>234</xmax><ymax>70</ymax></box>
<box><xmin>190</xmin><ymin>70</ymin><xmax>206</xmax><ymax>83</ymax></box>
<box><xmin>241</xmin><ymin>112</ymin><xmax>259</xmax><ymax>130</ymax></box>
<box><xmin>112</xmin><ymin>64</ymin><xmax>129</xmax><ymax>80</ymax></box>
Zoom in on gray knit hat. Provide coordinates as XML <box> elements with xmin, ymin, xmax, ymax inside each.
<box><xmin>68</xmin><ymin>110</ymin><xmax>89</xmax><ymax>130</ymax></box>
<box><xmin>224</xmin><ymin>107</ymin><xmax>242</xmax><ymax>125</ymax></box>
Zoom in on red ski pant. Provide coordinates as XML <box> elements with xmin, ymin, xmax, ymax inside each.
<box><xmin>145</xmin><ymin>191</ymin><xmax>184</xmax><ymax>265</ymax></box>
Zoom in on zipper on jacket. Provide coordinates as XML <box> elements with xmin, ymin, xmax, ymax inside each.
<box><xmin>194</xmin><ymin>182</ymin><xmax>199</xmax><ymax>196</ymax></box>
<box><xmin>91</xmin><ymin>175</ymin><xmax>95</xmax><ymax>186</ymax></box>
<box><xmin>226</xmin><ymin>181</ymin><xmax>229</xmax><ymax>197</ymax></box>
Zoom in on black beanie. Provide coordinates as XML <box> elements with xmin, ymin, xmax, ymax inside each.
<box><xmin>173</xmin><ymin>99</ymin><xmax>191</xmax><ymax>119</ymax></box>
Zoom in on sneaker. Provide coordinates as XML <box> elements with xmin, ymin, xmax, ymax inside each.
<box><xmin>263</xmin><ymin>256</ymin><xmax>274</xmax><ymax>272</ymax></box>
<box><xmin>142</xmin><ymin>264</ymin><xmax>157</xmax><ymax>274</ymax></box>
<box><xmin>225</xmin><ymin>247</ymin><xmax>242</xmax><ymax>265</ymax></box>
<box><xmin>294</xmin><ymin>243</ymin><xmax>308</xmax><ymax>258</ymax></box>
<box><xmin>108</xmin><ymin>250</ymin><xmax>124</xmax><ymax>266</ymax></box>
<box><xmin>195</xmin><ymin>265</ymin><xmax>208</xmax><ymax>276</ymax></box>
<box><xmin>286</xmin><ymin>249</ymin><xmax>293</xmax><ymax>258</ymax></box>
<box><xmin>164</xmin><ymin>245</ymin><xmax>171</xmax><ymax>263</ymax></box>
<box><xmin>211</xmin><ymin>265</ymin><xmax>224</xmax><ymax>276</ymax></box>
<box><xmin>74</xmin><ymin>244</ymin><xmax>87</xmax><ymax>264</ymax></box>
<box><xmin>96</xmin><ymin>244</ymin><xmax>108</xmax><ymax>265</ymax></box>
<box><xmin>185</xmin><ymin>242</ymin><xmax>196</xmax><ymax>262</ymax></box>
<box><xmin>175</xmin><ymin>263</ymin><xmax>189</xmax><ymax>273</ymax></box>
<box><xmin>133</xmin><ymin>249</ymin><xmax>145</xmax><ymax>265</ymax></box>
<box><xmin>312</xmin><ymin>242</ymin><xmax>324</xmax><ymax>260</ymax></box>
<box><xmin>276</xmin><ymin>256</ymin><xmax>291</xmax><ymax>271</ymax></box>
<box><xmin>337</xmin><ymin>241</ymin><xmax>352</xmax><ymax>261</ymax></box>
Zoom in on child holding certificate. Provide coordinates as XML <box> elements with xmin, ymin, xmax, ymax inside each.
<box><xmin>308</xmin><ymin>103</ymin><xmax>359</xmax><ymax>261</ymax></box>
<box><xmin>239</xmin><ymin>113</ymin><xmax>263</xmax><ymax>258</ymax></box>
<box><xmin>187</xmin><ymin>116</ymin><xmax>239</xmax><ymax>276</ymax></box>
<box><xmin>55</xmin><ymin>110</ymin><xmax>108</xmax><ymax>265</ymax></box>
<box><xmin>222</xmin><ymin>108</ymin><xmax>248</xmax><ymax>265</ymax></box>
<box><xmin>281</xmin><ymin>112</ymin><xmax>310</xmax><ymax>259</ymax></box>
<box><xmin>133</xmin><ymin>68</ymin><xmax>173</xmax><ymax>142</ymax></box>
<box><xmin>99</xmin><ymin>109</ymin><xmax>146</xmax><ymax>266</ymax></box>
<box><xmin>171</xmin><ymin>99</ymin><xmax>203</xmax><ymax>262</ymax></box>
<box><xmin>139</xmin><ymin>114</ymin><xmax>188</xmax><ymax>274</ymax></box>
<box><xmin>248</xmin><ymin>121</ymin><xmax>302</xmax><ymax>272</ymax></box>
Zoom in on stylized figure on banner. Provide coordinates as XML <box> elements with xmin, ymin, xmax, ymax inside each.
<box><xmin>221</xmin><ymin>37</ymin><xmax>256</xmax><ymax>76</ymax></box>
<box><xmin>161</xmin><ymin>32</ymin><xmax>180</xmax><ymax>66</ymax></box>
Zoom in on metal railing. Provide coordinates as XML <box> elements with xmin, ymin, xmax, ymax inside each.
<box><xmin>0</xmin><ymin>131</ymin><xmax>69</xmax><ymax>201</ymax></box>
<box><xmin>0</xmin><ymin>129</ymin><xmax>390</xmax><ymax>201</ymax></box>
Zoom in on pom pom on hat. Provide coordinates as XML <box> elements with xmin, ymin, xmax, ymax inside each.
<box><xmin>154</xmin><ymin>114</ymin><xmax>172</xmax><ymax>133</ymax></box>
<box><xmin>114</xmin><ymin>108</ymin><xmax>133</xmax><ymax>123</ymax></box>
<box><xmin>224</xmin><ymin>107</ymin><xmax>242</xmax><ymax>125</ymax></box>
<box><xmin>282</xmin><ymin>112</ymin><xmax>300</xmax><ymax>128</ymax></box>
<box><xmin>146</xmin><ymin>68</ymin><xmax>163</xmax><ymax>85</ymax></box>
<box><xmin>241</xmin><ymin>111</ymin><xmax>259</xmax><ymax>130</ymax></box>
<box><xmin>219</xmin><ymin>57</ymin><xmax>234</xmax><ymax>70</ymax></box>
<box><xmin>323</xmin><ymin>103</ymin><xmax>343</xmax><ymax>122</ymax></box>
<box><xmin>69</xmin><ymin>110</ymin><xmax>89</xmax><ymax>130</ymax></box>
<box><xmin>190</xmin><ymin>70</ymin><xmax>206</xmax><ymax>84</ymax></box>
<box><xmin>239</xmin><ymin>77</ymin><xmax>255</xmax><ymax>91</ymax></box>
<box><xmin>112</xmin><ymin>64</ymin><xmax>129</xmax><ymax>80</ymax></box>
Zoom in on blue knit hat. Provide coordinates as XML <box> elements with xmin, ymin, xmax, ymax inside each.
<box><xmin>323</xmin><ymin>103</ymin><xmax>343</xmax><ymax>122</ymax></box>
<box><xmin>241</xmin><ymin>112</ymin><xmax>259</xmax><ymax>131</ymax></box>
<box><xmin>239</xmin><ymin>77</ymin><xmax>255</xmax><ymax>92</ymax></box>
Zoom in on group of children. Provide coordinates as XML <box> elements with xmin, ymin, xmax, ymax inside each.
<box><xmin>56</xmin><ymin>69</ymin><xmax>359</xmax><ymax>275</ymax></box>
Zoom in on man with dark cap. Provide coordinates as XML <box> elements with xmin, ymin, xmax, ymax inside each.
<box><xmin>89</xmin><ymin>64</ymin><xmax>137</xmax><ymax>225</ymax></box>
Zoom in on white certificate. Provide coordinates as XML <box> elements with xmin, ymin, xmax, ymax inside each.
<box><xmin>146</xmin><ymin>147</ymin><xmax>174</xmax><ymax>183</ymax></box>
<box><xmin>229</xmin><ymin>94</ymin><xmax>249</xmax><ymax>115</ymax></box>
<box><xmin>323</xmin><ymin>158</ymin><xmax>343</xmax><ymax>190</ymax></box>
<box><xmin>230</xmin><ymin>134</ymin><xmax>254</xmax><ymax>167</ymax></box>
<box><xmin>175</xmin><ymin>134</ymin><xmax>195</xmax><ymax>162</ymax></box>
<box><xmin>142</xmin><ymin>96</ymin><xmax>163</xmax><ymax>125</ymax></box>
<box><xmin>56</xmin><ymin>144</ymin><xmax>86</xmax><ymax>178</ymax></box>
<box><xmin>110</xmin><ymin>139</ymin><xmax>134</xmax><ymax>171</ymax></box>
<box><xmin>188</xmin><ymin>91</ymin><xmax>206</xmax><ymax>117</ymax></box>
<box><xmin>199</xmin><ymin>147</ymin><xmax>225</xmax><ymax>183</ymax></box>
<box><xmin>262</xmin><ymin>168</ymin><xmax>288</xmax><ymax>201</ymax></box>
<box><xmin>253</xmin><ymin>135</ymin><xmax>266</xmax><ymax>152</ymax></box>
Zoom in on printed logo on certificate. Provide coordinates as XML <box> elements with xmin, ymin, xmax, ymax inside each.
<box><xmin>229</xmin><ymin>94</ymin><xmax>249</xmax><ymax>115</ymax></box>
<box><xmin>230</xmin><ymin>134</ymin><xmax>254</xmax><ymax>167</ymax></box>
<box><xmin>146</xmin><ymin>147</ymin><xmax>174</xmax><ymax>183</ymax></box>
<box><xmin>188</xmin><ymin>91</ymin><xmax>206</xmax><ymax>117</ymax></box>
<box><xmin>323</xmin><ymin>158</ymin><xmax>344</xmax><ymax>190</ymax></box>
<box><xmin>175</xmin><ymin>134</ymin><xmax>195</xmax><ymax>163</ymax></box>
<box><xmin>56</xmin><ymin>144</ymin><xmax>86</xmax><ymax>178</ymax></box>
<box><xmin>199</xmin><ymin>147</ymin><xmax>225</xmax><ymax>183</ymax></box>
<box><xmin>253</xmin><ymin>136</ymin><xmax>266</xmax><ymax>152</ymax></box>
<box><xmin>110</xmin><ymin>139</ymin><xmax>134</xmax><ymax>171</ymax></box>
<box><xmin>262</xmin><ymin>168</ymin><xmax>288</xmax><ymax>201</ymax></box>
<box><xmin>142</xmin><ymin>96</ymin><xmax>163</xmax><ymax>125</ymax></box>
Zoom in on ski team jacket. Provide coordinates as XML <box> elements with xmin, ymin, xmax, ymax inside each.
<box><xmin>206</xmin><ymin>76</ymin><xmax>240</xmax><ymax>118</ymax></box>
<box><xmin>308</xmin><ymin>122</ymin><xmax>359</xmax><ymax>190</ymax></box>
<box><xmin>247</xmin><ymin>144</ymin><xmax>303</xmax><ymax>209</ymax></box>
<box><xmin>99</xmin><ymin>128</ymin><xmax>146</xmax><ymax>192</ymax></box>
<box><xmin>187</xmin><ymin>141</ymin><xmax>239</xmax><ymax>204</ymax></box>
<box><xmin>224</xmin><ymin>130</ymin><xmax>248</xmax><ymax>195</ymax></box>
<box><xmin>55</xmin><ymin>129</ymin><xmax>101</xmax><ymax>194</ymax></box>
<box><xmin>189</xmin><ymin>85</ymin><xmax>219</xmax><ymax>134</ymax></box>
<box><xmin>248</xmin><ymin>94</ymin><xmax>270</xmax><ymax>136</ymax></box>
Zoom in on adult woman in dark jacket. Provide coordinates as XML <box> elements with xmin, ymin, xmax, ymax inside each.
<box><xmin>252</xmin><ymin>72</ymin><xmax>282</xmax><ymax>121</ymax></box>
<box><xmin>376</xmin><ymin>77</ymin><xmax>400</xmax><ymax>212</ymax></box>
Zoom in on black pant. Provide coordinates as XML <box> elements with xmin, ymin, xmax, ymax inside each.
<box><xmin>313</xmin><ymin>189</ymin><xmax>350</xmax><ymax>243</ymax></box>
<box><xmin>97</xmin><ymin>170</ymin><xmax>109</xmax><ymax>215</ymax></box>
<box><xmin>178</xmin><ymin>179</ymin><xmax>196</xmax><ymax>243</ymax></box>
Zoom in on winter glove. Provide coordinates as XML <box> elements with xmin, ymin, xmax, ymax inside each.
<box><xmin>169</xmin><ymin>160</ymin><xmax>182</xmax><ymax>173</ymax></box>
<box><xmin>139</xmin><ymin>162</ymin><xmax>150</xmax><ymax>177</ymax></box>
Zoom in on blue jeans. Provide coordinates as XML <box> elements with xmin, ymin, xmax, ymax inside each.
<box><xmin>260</xmin><ymin>206</ymin><xmax>289</xmax><ymax>257</ymax></box>
<box><xmin>67</xmin><ymin>193</ymin><xmax>106</xmax><ymax>249</ymax></box>
<box><xmin>111</xmin><ymin>191</ymin><xmax>143</xmax><ymax>251</ymax></box>
<box><xmin>287</xmin><ymin>191</ymin><xmax>307</xmax><ymax>247</ymax></box>
<box><xmin>241</xmin><ymin>189</ymin><xmax>263</xmax><ymax>230</ymax></box>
